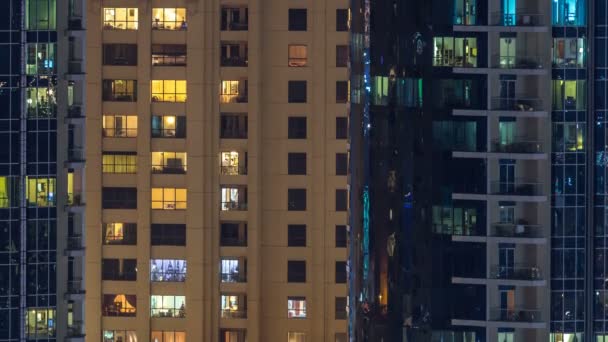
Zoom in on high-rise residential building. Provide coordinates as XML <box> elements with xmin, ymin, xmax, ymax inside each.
<box><xmin>0</xmin><ymin>0</ymin><xmax>86</xmax><ymax>341</ymax></box>
<box><xmin>85</xmin><ymin>1</ymin><xmax>348</xmax><ymax>342</ymax></box>
<box><xmin>348</xmin><ymin>0</ymin><xmax>595</xmax><ymax>342</ymax></box>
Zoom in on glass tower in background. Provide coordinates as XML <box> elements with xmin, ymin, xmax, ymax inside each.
<box><xmin>0</xmin><ymin>0</ymin><xmax>85</xmax><ymax>340</ymax></box>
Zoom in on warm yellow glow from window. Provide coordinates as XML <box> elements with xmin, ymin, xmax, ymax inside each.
<box><xmin>26</xmin><ymin>309</ymin><xmax>56</xmax><ymax>338</ymax></box>
<box><xmin>0</xmin><ymin>177</ymin><xmax>9</xmax><ymax>208</ymax></box>
<box><xmin>288</xmin><ymin>45</ymin><xmax>308</xmax><ymax>67</ymax></box>
<box><xmin>151</xmin><ymin>80</ymin><xmax>187</xmax><ymax>102</ymax></box>
<box><xmin>152</xmin><ymin>8</ymin><xmax>187</xmax><ymax>30</ymax></box>
<box><xmin>220</xmin><ymin>152</ymin><xmax>240</xmax><ymax>175</ymax></box>
<box><xmin>151</xmin><ymin>188</ymin><xmax>187</xmax><ymax>210</ymax></box>
<box><xmin>103</xmin><ymin>8</ymin><xmax>138</xmax><ymax>30</ymax></box>
<box><xmin>104</xmin><ymin>223</ymin><xmax>124</xmax><ymax>243</ymax></box>
<box><xmin>102</xmin><ymin>115</ymin><xmax>138</xmax><ymax>137</ymax></box>
<box><xmin>102</xmin><ymin>153</ymin><xmax>138</xmax><ymax>173</ymax></box>
<box><xmin>26</xmin><ymin>177</ymin><xmax>56</xmax><ymax>207</ymax></box>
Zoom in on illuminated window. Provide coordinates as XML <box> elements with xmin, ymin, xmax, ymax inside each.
<box><xmin>152</xmin><ymin>115</ymin><xmax>186</xmax><ymax>138</ymax></box>
<box><xmin>553</xmin><ymin>38</ymin><xmax>586</xmax><ymax>68</ymax></box>
<box><xmin>26</xmin><ymin>0</ymin><xmax>56</xmax><ymax>30</ymax></box>
<box><xmin>102</xmin><ymin>294</ymin><xmax>137</xmax><ymax>317</ymax></box>
<box><xmin>220</xmin><ymin>329</ymin><xmax>247</xmax><ymax>342</ymax></box>
<box><xmin>26</xmin><ymin>177</ymin><xmax>56</xmax><ymax>207</ymax></box>
<box><xmin>151</xmin><ymin>259</ymin><xmax>187</xmax><ymax>282</ymax></box>
<box><xmin>552</xmin><ymin>0</ymin><xmax>585</xmax><ymax>26</ymax></box>
<box><xmin>550</xmin><ymin>333</ymin><xmax>583</xmax><ymax>342</ymax></box>
<box><xmin>221</xmin><ymin>187</ymin><xmax>247</xmax><ymax>211</ymax></box>
<box><xmin>25</xmin><ymin>308</ymin><xmax>56</xmax><ymax>338</ymax></box>
<box><xmin>287</xmin><ymin>297</ymin><xmax>307</xmax><ymax>318</ymax></box>
<box><xmin>220</xmin><ymin>152</ymin><xmax>243</xmax><ymax>175</ymax></box>
<box><xmin>151</xmin><ymin>188</ymin><xmax>187</xmax><ymax>210</ymax></box>
<box><xmin>151</xmin><ymin>80</ymin><xmax>187</xmax><ymax>102</ymax></box>
<box><xmin>552</xmin><ymin>80</ymin><xmax>586</xmax><ymax>110</ymax></box>
<box><xmin>103</xmin><ymin>8</ymin><xmax>138</xmax><ymax>30</ymax></box>
<box><xmin>103</xmin><ymin>223</ymin><xmax>137</xmax><ymax>245</ymax></box>
<box><xmin>151</xmin><ymin>152</ymin><xmax>187</xmax><ymax>174</ymax></box>
<box><xmin>221</xmin><ymin>258</ymin><xmax>246</xmax><ymax>282</ymax></box>
<box><xmin>26</xmin><ymin>86</ymin><xmax>57</xmax><ymax>117</ymax></box>
<box><xmin>103</xmin><ymin>330</ymin><xmax>137</xmax><ymax>342</ymax></box>
<box><xmin>103</xmin><ymin>80</ymin><xmax>137</xmax><ymax>102</ymax></box>
<box><xmin>151</xmin><ymin>295</ymin><xmax>186</xmax><ymax>318</ymax></box>
<box><xmin>102</xmin><ymin>152</ymin><xmax>137</xmax><ymax>173</ymax></box>
<box><xmin>288</xmin><ymin>332</ymin><xmax>306</xmax><ymax>342</ymax></box>
<box><xmin>26</xmin><ymin>43</ymin><xmax>56</xmax><ymax>75</ymax></box>
<box><xmin>152</xmin><ymin>8</ymin><xmax>187</xmax><ymax>30</ymax></box>
<box><xmin>0</xmin><ymin>177</ymin><xmax>16</xmax><ymax>208</ymax></box>
<box><xmin>220</xmin><ymin>294</ymin><xmax>247</xmax><ymax>318</ymax></box>
<box><xmin>220</xmin><ymin>80</ymin><xmax>248</xmax><ymax>103</ymax></box>
<box><xmin>102</xmin><ymin>115</ymin><xmax>138</xmax><ymax>137</ymax></box>
<box><xmin>433</xmin><ymin>36</ymin><xmax>478</xmax><ymax>67</ymax></box>
<box><xmin>288</xmin><ymin>45</ymin><xmax>307</xmax><ymax>67</ymax></box>
<box><xmin>151</xmin><ymin>331</ymin><xmax>186</xmax><ymax>342</ymax></box>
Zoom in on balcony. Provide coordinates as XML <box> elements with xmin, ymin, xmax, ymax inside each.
<box><xmin>65</xmin><ymin>279</ymin><xmax>85</xmax><ymax>300</ymax></box>
<box><xmin>65</xmin><ymin>321</ymin><xmax>85</xmax><ymax>341</ymax></box>
<box><xmin>221</xmin><ymin>309</ymin><xmax>247</xmax><ymax>319</ymax></box>
<box><xmin>221</xmin><ymin>272</ymin><xmax>247</xmax><ymax>283</ymax></box>
<box><xmin>221</xmin><ymin>201</ymin><xmax>248</xmax><ymax>211</ymax></box>
<box><xmin>489</xmin><ymin>180</ymin><xmax>544</xmax><ymax>197</ymax></box>
<box><xmin>67</xmin><ymin>60</ymin><xmax>85</xmax><ymax>77</ymax></box>
<box><xmin>491</xmin><ymin>54</ymin><xmax>545</xmax><ymax>72</ymax></box>
<box><xmin>489</xmin><ymin>265</ymin><xmax>542</xmax><ymax>281</ymax></box>
<box><xmin>489</xmin><ymin>308</ymin><xmax>543</xmax><ymax>326</ymax></box>
<box><xmin>221</xmin><ymin>56</ymin><xmax>248</xmax><ymax>67</ymax></box>
<box><xmin>221</xmin><ymin>7</ymin><xmax>248</xmax><ymax>31</ymax></box>
<box><xmin>65</xmin><ymin>235</ymin><xmax>85</xmax><ymax>257</ymax></box>
<box><xmin>220</xmin><ymin>165</ymin><xmax>247</xmax><ymax>176</ymax></box>
<box><xmin>490</xmin><ymin>12</ymin><xmax>546</xmax><ymax>27</ymax></box>
<box><xmin>490</xmin><ymin>139</ymin><xmax>544</xmax><ymax>155</ymax></box>
<box><xmin>491</xmin><ymin>222</ymin><xmax>544</xmax><ymax>239</ymax></box>
<box><xmin>66</xmin><ymin>194</ymin><xmax>85</xmax><ymax>212</ymax></box>
<box><xmin>66</xmin><ymin>148</ymin><xmax>85</xmax><ymax>169</ymax></box>
<box><xmin>66</xmin><ymin>105</ymin><xmax>84</xmax><ymax>123</ymax></box>
<box><xmin>490</xmin><ymin>97</ymin><xmax>544</xmax><ymax>113</ymax></box>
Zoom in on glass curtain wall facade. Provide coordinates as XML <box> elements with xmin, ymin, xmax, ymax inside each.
<box><xmin>0</xmin><ymin>0</ymin><xmax>85</xmax><ymax>340</ymax></box>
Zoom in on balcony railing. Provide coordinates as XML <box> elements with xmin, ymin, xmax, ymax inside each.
<box><xmin>220</xmin><ymin>94</ymin><xmax>248</xmax><ymax>104</ymax></box>
<box><xmin>67</xmin><ymin>321</ymin><xmax>85</xmax><ymax>338</ymax></box>
<box><xmin>489</xmin><ymin>265</ymin><xmax>543</xmax><ymax>280</ymax></box>
<box><xmin>220</xmin><ymin>237</ymin><xmax>247</xmax><ymax>247</ymax></box>
<box><xmin>67</xmin><ymin>279</ymin><xmax>85</xmax><ymax>294</ymax></box>
<box><xmin>67</xmin><ymin>105</ymin><xmax>84</xmax><ymax>118</ymax></box>
<box><xmin>492</xmin><ymin>54</ymin><xmax>544</xmax><ymax>69</ymax></box>
<box><xmin>489</xmin><ymin>308</ymin><xmax>542</xmax><ymax>323</ymax></box>
<box><xmin>490</xmin><ymin>181</ymin><xmax>544</xmax><ymax>196</ymax></box>
<box><xmin>68</xmin><ymin>148</ymin><xmax>85</xmax><ymax>162</ymax></box>
<box><xmin>220</xmin><ymin>165</ymin><xmax>248</xmax><ymax>176</ymax></box>
<box><xmin>221</xmin><ymin>201</ymin><xmax>248</xmax><ymax>211</ymax></box>
<box><xmin>68</xmin><ymin>15</ymin><xmax>84</xmax><ymax>31</ymax></box>
<box><xmin>68</xmin><ymin>60</ymin><xmax>85</xmax><ymax>74</ymax></box>
<box><xmin>490</xmin><ymin>139</ymin><xmax>543</xmax><ymax>153</ymax></box>
<box><xmin>67</xmin><ymin>194</ymin><xmax>84</xmax><ymax>207</ymax></box>
<box><xmin>221</xmin><ymin>309</ymin><xmax>247</xmax><ymax>319</ymax></box>
<box><xmin>67</xmin><ymin>235</ymin><xmax>84</xmax><ymax>250</ymax></box>
<box><xmin>491</xmin><ymin>222</ymin><xmax>543</xmax><ymax>238</ymax></box>
<box><xmin>151</xmin><ymin>165</ymin><xmax>187</xmax><ymax>174</ymax></box>
<box><xmin>490</xmin><ymin>97</ymin><xmax>543</xmax><ymax>111</ymax></box>
<box><xmin>220</xmin><ymin>272</ymin><xmax>247</xmax><ymax>283</ymax></box>
<box><xmin>221</xmin><ymin>56</ymin><xmax>248</xmax><ymax>67</ymax></box>
<box><xmin>490</xmin><ymin>12</ymin><xmax>545</xmax><ymax>26</ymax></box>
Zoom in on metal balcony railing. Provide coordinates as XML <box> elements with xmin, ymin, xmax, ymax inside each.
<box><xmin>220</xmin><ymin>237</ymin><xmax>247</xmax><ymax>247</ymax></box>
<box><xmin>489</xmin><ymin>265</ymin><xmax>543</xmax><ymax>280</ymax></box>
<box><xmin>492</xmin><ymin>54</ymin><xmax>544</xmax><ymax>69</ymax></box>
<box><xmin>220</xmin><ymin>272</ymin><xmax>247</xmax><ymax>283</ymax></box>
<box><xmin>491</xmin><ymin>222</ymin><xmax>543</xmax><ymax>238</ymax></box>
<box><xmin>221</xmin><ymin>309</ymin><xmax>247</xmax><ymax>319</ymax></box>
<box><xmin>490</xmin><ymin>180</ymin><xmax>544</xmax><ymax>196</ymax></box>
<box><xmin>66</xmin><ymin>321</ymin><xmax>85</xmax><ymax>337</ymax></box>
<box><xmin>221</xmin><ymin>201</ymin><xmax>248</xmax><ymax>211</ymax></box>
<box><xmin>490</xmin><ymin>12</ymin><xmax>545</xmax><ymax>26</ymax></box>
<box><xmin>68</xmin><ymin>148</ymin><xmax>85</xmax><ymax>162</ymax></box>
<box><xmin>489</xmin><ymin>308</ymin><xmax>542</xmax><ymax>323</ymax></box>
<box><xmin>221</xmin><ymin>56</ymin><xmax>248</xmax><ymax>67</ymax></box>
<box><xmin>490</xmin><ymin>139</ymin><xmax>543</xmax><ymax>153</ymax></box>
<box><xmin>490</xmin><ymin>97</ymin><xmax>543</xmax><ymax>111</ymax></box>
<box><xmin>220</xmin><ymin>165</ymin><xmax>248</xmax><ymax>176</ymax></box>
<box><xmin>67</xmin><ymin>279</ymin><xmax>85</xmax><ymax>294</ymax></box>
<box><xmin>66</xmin><ymin>236</ymin><xmax>84</xmax><ymax>250</ymax></box>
